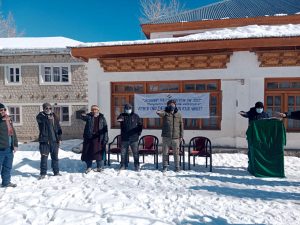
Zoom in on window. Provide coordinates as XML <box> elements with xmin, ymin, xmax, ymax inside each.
<box><xmin>5</xmin><ymin>66</ymin><xmax>21</xmax><ymax>84</ymax></box>
<box><xmin>53</xmin><ymin>106</ymin><xmax>70</xmax><ymax>124</ymax></box>
<box><xmin>41</xmin><ymin>65</ymin><xmax>70</xmax><ymax>84</ymax></box>
<box><xmin>111</xmin><ymin>80</ymin><xmax>222</xmax><ymax>130</ymax></box>
<box><xmin>265</xmin><ymin>78</ymin><xmax>300</xmax><ymax>131</ymax></box>
<box><xmin>7</xmin><ymin>106</ymin><xmax>21</xmax><ymax>124</ymax></box>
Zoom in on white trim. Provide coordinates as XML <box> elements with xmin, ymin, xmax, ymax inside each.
<box><xmin>0</xmin><ymin>62</ymin><xmax>85</xmax><ymax>66</ymax></box>
<box><xmin>5</xmin><ymin>105</ymin><xmax>23</xmax><ymax>126</ymax></box>
<box><xmin>2</xmin><ymin>102</ymin><xmax>88</xmax><ymax>106</ymax></box>
<box><xmin>4</xmin><ymin>65</ymin><xmax>22</xmax><ymax>86</ymax></box>
<box><xmin>39</xmin><ymin>64</ymin><xmax>72</xmax><ymax>85</ymax></box>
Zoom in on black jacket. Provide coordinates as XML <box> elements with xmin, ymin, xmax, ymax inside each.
<box><xmin>36</xmin><ymin>112</ymin><xmax>62</xmax><ymax>143</ymax></box>
<box><xmin>286</xmin><ymin>110</ymin><xmax>300</xmax><ymax>120</ymax></box>
<box><xmin>0</xmin><ymin>115</ymin><xmax>18</xmax><ymax>150</ymax></box>
<box><xmin>81</xmin><ymin>113</ymin><xmax>108</xmax><ymax>144</ymax></box>
<box><xmin>242</xmin><ymin>107</ymin><xmax>269</xmax><ymax>123</ymax></box>
<box><xmin>117</xmin><ymin>112</ymin><xmax>143</xmax><ymax>142</ymax></box>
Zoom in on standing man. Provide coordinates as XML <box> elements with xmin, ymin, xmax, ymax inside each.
<box><xmin>156</xmin><ymin>99</ymin><xmax>184</xmax><ymax>172</ymax></box>
<box><xmin>117</xmin><ymin>103</ymin><xmax>143</xmax><ymax>171</ymax></box>
<box><xmin>239</xmin><ymin>101</ymin><xmax>269</xmax><ymax>123</ymax></box>
<box><xmin>0</xmin><ymin>103</ymin><xmax>18</xmax><ymax>188</ymax></box>
<box><xmin>80</xmin><ymin>105</ymin><xmax>108</xmax><ymax>173</ymax></box>
<box><xmin>36</xmin><ymin>103</ymin><xmax>62</xmax><ymax>179</ymax></box>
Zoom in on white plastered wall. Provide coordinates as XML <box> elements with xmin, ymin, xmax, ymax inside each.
<box><xmin>87</xmin><ymin>51</ymin><xmax>300</xmax><ymax>149</ymax></box>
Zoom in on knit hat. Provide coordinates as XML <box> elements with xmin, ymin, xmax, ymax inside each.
<box><xmin>255</xmin><ymin>101</ymin><xmax>264</xmax><ymax>108</ymax></box>
<box><xmin>167</xmin><ymin>99</ymin><xmax>176</xmax><ymax>105</ymax></box>
<box><xmin>91</xmin><ymin>105</ymin><xmax>100</xmax><ymax>111</ymax></box>
<box><xmin>124</xmin><ymin>104</ymin><xmax>132</xmax><ymax>110</ymax></box>
<box><xmin>0</xmin><ymin>103</ymin><xmax>5</xmax><ymax>109</ymax></box>
<box><xmin>42</xmin><ymin>102</ymin><xmax>52</xmax><ymax>110</ymax></box>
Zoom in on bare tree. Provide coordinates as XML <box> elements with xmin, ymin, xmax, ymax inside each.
<box><xmin>140</xmin><ymin>0</ymin><xmax>184</xmax><ymax>23</ymax></box>
<box><xmin>0</xmin><ymin>2</ymin><xmax>23</xmax><ymax>37</ymax></box>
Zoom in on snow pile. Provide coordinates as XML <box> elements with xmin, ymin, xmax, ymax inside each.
<box><xmin>77</xmin><ymin>24</ymin><xmax>300</xmax><ymax>48</ymax></box>
<box><xmin>0</xmin><ymin>140</ymin><xmax>299</xmax><ymax>225</ymax></box>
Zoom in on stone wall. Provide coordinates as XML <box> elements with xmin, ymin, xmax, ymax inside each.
<box><xmin>0</xmin><ymin>54</ymin><xmax>88</xmax><ymax>141</ymax></box>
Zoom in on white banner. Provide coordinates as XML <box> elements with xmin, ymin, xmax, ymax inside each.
<box><xmin>134</xmin><ymin>93</ymin><xmax>210</xmax><ymax>118</ymax></box>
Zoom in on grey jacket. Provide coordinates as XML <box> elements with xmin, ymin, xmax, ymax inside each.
<box><xmin>157</xmin><ymin>109</ymin><xmax>184</xmax><ymax>139</ymax></box>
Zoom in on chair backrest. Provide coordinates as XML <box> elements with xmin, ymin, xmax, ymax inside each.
<box><xmin>109</xmin><ymin>134</ymin><xmax>122</xmax><ymax>148</ymax></box>
<box><xmin>139</xmin><ymin>135</ymin><xmax>159</xmax><ymax>150</ymax></box>
<box><xmin>189</xmin><ymin>136</ymin><xmax>211</xmax><ymax>154</ymax></box>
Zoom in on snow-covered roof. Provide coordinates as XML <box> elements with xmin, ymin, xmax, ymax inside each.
<box><xmin>0</xmin><ymin>37</ymin><xmax>83</xmax><ymax>55</ymax></box>
<box><xmin>146</xmin><ymin>0</ymin><xmax>300</xmax><ymax>24</ymax></box>
<box><xmin>74</xmin><ymin>24</ymin><xmax>300</xmax><ymax>48</ymax></box>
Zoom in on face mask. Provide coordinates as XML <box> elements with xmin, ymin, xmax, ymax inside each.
<box><xmin>44</xmin><ymin>110</ymin><xmax>52</xmax><ymax>115</ymax></box>
<box><xmin>168</xmin><ymin>105</ymin><xmax>175</xmax><ymax>111</ymax></box>
<box><xmin>256</xmin><ymin>108</ymin><xmax>263</xmax><ymax>114</ymax></box>
<box><xmin>125</xmin><ymin>109</ymin><xmax>132</xmax><ymax>114</ymax></box>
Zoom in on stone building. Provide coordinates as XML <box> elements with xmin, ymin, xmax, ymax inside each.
<box><xmin>0</xmin><ymin>37</ymin><xmax>88</xmax><ymax>141</ymax></box>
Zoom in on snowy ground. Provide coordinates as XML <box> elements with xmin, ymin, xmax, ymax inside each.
<box><xmin>0</xmin><ymin>140</ymin><xmax>299</xmax><ymax>225</ymax></box>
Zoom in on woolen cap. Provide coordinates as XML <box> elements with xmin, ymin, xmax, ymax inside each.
<box><xmin>42</xmin><ymin>102</ymin><xmax>52</xmax><ymax>109</ymax></box>
<box><xmin>0</xmin><ymin>103</ymin><xmax>5</xmax><ymax>109</ymax></box>
<box><xmin>167</xmin><ymin>99</ymin><xmax>176</xmax><ymax>105</ymax></box>
<box><xmin>255</xmin><ymin>101</ymin><xmax>264</xmax><ymax>108</ymax></box>
<box><xmin>124</xmin><ymin>104</ymin><xmax>132</xmax><ymax>110</ymax></box>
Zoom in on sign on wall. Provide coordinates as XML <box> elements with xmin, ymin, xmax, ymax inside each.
<box><xmin>134</xmin><ymin>93</ymin><xmax>210</xmax><ymax>118</ymax></box>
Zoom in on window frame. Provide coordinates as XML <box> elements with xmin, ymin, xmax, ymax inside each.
<box><xmin>111</xmin><ymin>80</ymin><xmax>222</xmax><ymax>130</ymax></box>
<box><xmin>4</xmin><ymin>65</ymin><xmax>22</xmax><ymax>86</ymax></box>
<box><xmin>6</xmin><ymin>105</ymin><xmax>22</xmax><ymax>126</ymax></box>
<box><xmin>265</xmin><ymin>77</ymin><xmax>300</xmax><ymax>132</ymax></box>
<box><xmin>39</xmin><ymin>64</ymin><xmax>71</xmax><ymax>85</ymax></box>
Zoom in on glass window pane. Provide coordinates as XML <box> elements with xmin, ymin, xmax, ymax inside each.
<box><xmin>275</xmin><ymin>96</ymin><xmax>281</xmax><ymax>106</ymax></box>
<box><xmin>266</xmin><ymin>96</ymin><xmax>273</xmax><ymax>106</ymax></box>
<box><xmin>296</xmin><ymin>96</ymin><xmax>300</xmax><ymax>106</ymax></box>
<box><xmin>53</xmin><ymin>67</ymin><xmax>60</xmax><ymax>82</ymax></box>
<box><xmin>149</xmin><ymin>84</ymin><xmax>158</xmax><ymax>92</ymax></box>
<box><xmin>62</xmin><ymin>115</ymin><xmax>69</xmax><ymax>122</ymax></box>
<box><xmin>134</xmin><ymin>84</ymin><xmax>144</xmax><ymax>93</ymax></box>
<box><xmin>62</xmin><ymin>67</ymin><xmax>69</xmax><ymax>82</ymax></box>
<box><xmin>16</xmin><ymin>107</ymin><xmax>20</xmax><ymax>114</ymax></box>
<box><xmin>288</xmin><ymin>96</ymin><xmax>294</xmax><ymax>106</ymax></box>
<box><xmin>267</xmin><ymin>82</ymin><xmax>278</xmax><ymax>89</ymax></box>
<box><xmin>184</xmin><ymin>84</ymin><xmax>195</xmax><ymax>91</ymax></box>
<box><xmin>10</xmin><ymin>75</ymin><xmax>14</xmax><ymax>82</ymax></box>
<box><xmin>210</xmin><ymin>107</ymin><xmax>217</xmax><ymax>115</ymax></box>
<box><xmin>62</xmin><ymin>107</ymin><xmax>69</xmax><ymax>114</ymax></box>
<box><xmin>279</xmin><ymin>82</ymin><xmax>290</xmax><ymax>89</ymax></box>
<box><xmin>211</xmin><ymin>96</ymin><xmax>217</xmax><ymax>105</ymax></box>
<box><xmin>16</xmin><ymin>68</ymin><xmax>20</xmax><ymax>75</ymax></box>
<box><xmin>16</xmin><ymin>115</ymin><xmax>20</xmax><ymax>123</ymax></box>
<box><xmin>44</xmin><ymin>67</ymin><xmax>51</xmax><ymax>82</ymax></box>
<box><xmin>207</xmin><ymin>83</ymin><xmax>217</xmax><ymax>90</ymax></box>
<box><xmin>196</xmin><ymin>84</ymin><xmax>205</xmax><ymax>90</ymax></box>
<box><xmin>10</xmin><ymin>68</ymin><xmax>14</xmax><ymax>75</ymax></box>
<box><xmin>10</xmin><ymin>107</ymin><xmax>15</xmax><ymax>114</ymax></box>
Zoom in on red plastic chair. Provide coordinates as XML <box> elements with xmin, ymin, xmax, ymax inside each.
<box><xmin>188</xmin><ymin>136</ymin><xmax>212</xmax><ymax>172</ymax></box>
<box><xmin>168</xmin><ymin>139</ymin><xmax>186</xmax><ymax>170</ymax></box>
<box><xmin>138</xmin><ymin>135</ymin><xmax>159</xmax><ymax>169</ymax></box>
<box><xmin>107</xmin><ymin>135</ymin><xmax>122</xmax><ymax>166</ymax></box>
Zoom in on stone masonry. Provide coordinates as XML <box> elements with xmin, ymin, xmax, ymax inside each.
<box><xmin>0</xmin><ymin>53</ymin><xmax>88</xmax><ymax>141</ymax></box>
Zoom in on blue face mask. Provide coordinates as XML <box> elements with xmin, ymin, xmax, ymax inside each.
<box><xmin>168</xmin><ymin>105</ymin><xmax>175</xmax><ymax>111</ymax></box>
<box><xmin>125</xmin><ymin>109</ymin><xmax>132</xmax><ymax>114</ymax></box>
<box><xmin>256</xmin><ymin>108</ymin><xmax>263</xmax><ymax>114</ymax></box>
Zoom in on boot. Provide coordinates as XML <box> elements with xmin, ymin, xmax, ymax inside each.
<box><xmin>2</xmin><ymin>182</ymin><xmax>17</xmax><ymax>188</ymax></box>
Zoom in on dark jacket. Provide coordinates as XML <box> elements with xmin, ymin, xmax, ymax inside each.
<box><xmin>117</xmin><ymin>112</ymin><xmax>143</xmax><ymax>142</ymax></box>
<box><xmin>286</xmin><ymin>110</ymin><xmax>300</xmax><ymax>120</ymax></box>
<box><xmin>241</xmin><ymin>107</ymin><xmax>269</xmax><ymax>123</ymax></box>
<box><xmin>157</xmin><ymin>107</ymin><xmax>184</xmax><ymax>139</ymax></box>
<box><xmin>0</xmin><ymin>115</ymin><xmax>18</xmax><ymax>150</ymax></box>
<box><xmin>81</xmin><ymin>113</ymin><xmax>108</xmax><ymax>144</ymax></box>
<box><xmin>36</xmin><ymin>112</ymin><xmax>62</xmax><ymax>143</ymax></box>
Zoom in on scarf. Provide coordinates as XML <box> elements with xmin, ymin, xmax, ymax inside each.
<box><xmin>3</xmin><ymin>115</ymin><xmax>14</xmax><ymax>136</ymax></box>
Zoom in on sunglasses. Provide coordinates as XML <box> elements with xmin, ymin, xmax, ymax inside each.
<box><xmin>45</xmin><ymin>107</ymin><xmax>52</xmax><ymax>110</ymax></box>
<box><xmin>0</xmin><ymin>108</ymin><xmax>6</xmax><ymax>112</ymax></box>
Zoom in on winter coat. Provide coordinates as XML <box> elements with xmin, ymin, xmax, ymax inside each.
<box><xmin>80</xmin><ymin>113</ymin><xmax>108</xmax><ymax>161</ymax></box>
<box><xmin>0</xmin><ymin>115</ymin><xmax>18</xmax><ymax>150</ymax></box>
<box><xmin>157</xmin><ymin>108</ymin><xmax>184</xmax><ymax>139</ymax></box>
<box><xmin>241</xmin><ymin>107</ymin><xmax>269</xmax><ymax>123</ymax></box>
<box><xmin>36</xmin><ymin>112</ymin><xmax>62</xmax><ymax>143</ymax></box>
<box><xmin>81</xmin><ymin>113</ymin><xmax>108</xmax><ymax>144</ymax></box>
<box><xmin>286</xmin><ymin>110</ymin><xmax>300</xmax><ymax>120</ymax></box>
<box><xmin>117</xmin><ymin>112</ymin><xmax>143</xmax><ymax>142</ymax></box>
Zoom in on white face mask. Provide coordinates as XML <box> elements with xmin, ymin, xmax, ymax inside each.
<box><xmin>256</xmin><ymin>108</ymin><xmax>263</xmax><ymax>114</ymax></box>
<box><xmin>125</xmin><ymin>109</ymin><xmax>132</xmax><ymax>114</ymax></box>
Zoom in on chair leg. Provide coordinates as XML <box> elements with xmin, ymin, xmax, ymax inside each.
<box><xmin>183</xmin><ymin>154</ymin><xmax>185</xmax><ymax>170</ymax></box>
<box><xmin>193</xmin><ymin>156</ymin><xmax>195</xmax><ymax>167</ymax></box>
<box><xmin>167</xmin><ymin>154</ymin><xmax>170</xmax><ymax>165</ymax></box>
<box><xmin>210</xmin><ymin>155</ymin><xmax>212</xmax><ymax>172</ymax></box>
<box><xmin>206</xmin><ymin>156</ymin><xmax>208</xmax><ymax>168</ymax></box>
<box><xmin>143</xmin><ymin>154</ymin><xmax>145</xmax><ymax>163</ymax></box>
<box><xmin>188</xmin><ymin>153</ymin><xmax>191</xmax><ymax>170</ymax></box>
<box><xmin>179</xmin><ymin>155</ymin><xmax>182</xmax><ymax>166</ymax></box>
<box><xmin>117</xmin><ymin>154</ymin><xmax>119</xmax><ymax>162</ymax></box>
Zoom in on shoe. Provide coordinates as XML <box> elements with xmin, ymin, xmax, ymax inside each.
<box><xmin>54</xmin><ymin>172</ymin><xmax>62</xmax><ymax>176</ymax></box>
<box><xmin>135</xmin><ymin>165</ymin><xmax>141</xmax><ymax>172</ymax></box>
<box><xmin>175</xmin><ymin>167</ymin><xmax>181</xmax><ymax>172</ymax></box>
<box><xmin>162</xmin><ymin>166</ymin><xmax>168</xmax><ymax>173</ymax></box>
<box><xmin>38</xmin><ymin>175</ymin><xmax>46</xmax><ymax>180</ymax></box>
<box><xmin>119</xmin><ymin>165</ymin><xmax>126</xmax><ymax>171</ymax></box>
<box><xmin>93</xmin><ymin>168</ymin><xmax>103</xmax><ymax>172</ymax></box>
<box><xmin>85</xmin><ymin>168</ymin><xmax>92</xmax><ymax>174</ymax></box>
<box><xmin>2</xmin><ymin>182</ymin><xmax>17</xmax><ymax>188</ymax></box>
